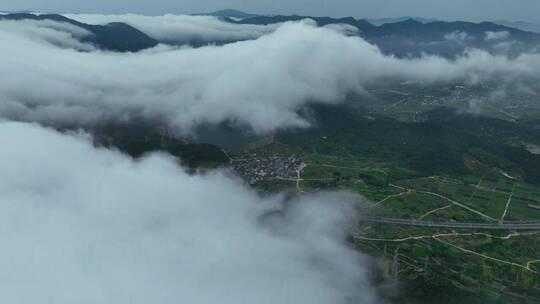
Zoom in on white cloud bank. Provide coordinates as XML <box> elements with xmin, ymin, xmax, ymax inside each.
<box><xmin>1</xmin><ymin>17</ymin><xmax>540</xmax><ymax>134</ymax></box>
<box><xmin>65</xmin><ymin>13</ymin><xmax>278</xmax><ymax>44</ymax></box>
<box><xmin>0</xmin><ymin>19</ymin><xmax>96</xmax><ymax>51</ymax></box>
<box><xmin>0</xmin><ymin>121</ymin><xmax>375</xmax><ymax>304</ymax></box>
<box><xmin>485</xmin><ymin>30</ymin><xmax>510</xmax><ymax>41</ymax></box>
<box><xmin>444</xmin><ymin>31</ymin><xmax>474</xmax><ymax>43</ymax></box>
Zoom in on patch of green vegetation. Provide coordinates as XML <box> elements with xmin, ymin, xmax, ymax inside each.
<box><xmin>276</xmin><ymin>105</ymin><xmax>540</xmax><ymax>184</ymax></box>
<box><xmin>90</xmin><ymin>123</ymin><xmax>230</xmax><ymax>169</ymax></box>
<box><xmin>252</xmin><ymin>179</ymin><xmax>297</xmax><ymax>193</ymax></box>
<box><xmin>230</xmin><ymin>104</ymin><xmax>540</xmax><ymax>304</ymax></box>
<box><xmin>356</xmin><ymin>225</ymin><xmax>540</xmax><ymax>304</ymax></box>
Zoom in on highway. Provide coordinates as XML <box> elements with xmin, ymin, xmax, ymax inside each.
<box><xmin>359</xmin><ymin>216</ymin><xmax>540</xmax><ymax>230</ymax></box>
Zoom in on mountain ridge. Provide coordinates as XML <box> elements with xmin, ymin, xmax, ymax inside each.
<box><xmin>0</xmin><ymin>13</ymin><xmax>158</xmax><ymax>52</ymax></box>
<box><xmin>231</xmin><ymin>14</ymin><xmax>540</xmax><ymax>57</ymax></box>
<box><xmin>3</xmin><ymin>12</ymin><xmax>540</xmax><ymax>57</ymax></box>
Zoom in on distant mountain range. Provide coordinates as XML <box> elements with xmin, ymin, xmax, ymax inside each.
<box><xmin>196</xmin><ymin>9</ymin><xmax>540</xmax><ymax>33</ymax></box>
<box><xmin>2</xmin><ymin>11</ymin><xmax>540</xmax><ymax>57</ymax></box>
<box><xmin>227</xmin><ymin>14</ymin><xmax>540</xmax><ymax>57</ymax></box>
<box><xmin>494</xmin><ymin>20</ymin><xmax>540</xmax><ymax>33</ymax></box>
<box><xmin>365</xmin><ymin>17</ymin><xmax>439</xmax><ymax>26</ymax></box>
<box><xmin>0</xmin><ymin>13</ymin><xmax>158</xmax><ymax>52</ymax></box>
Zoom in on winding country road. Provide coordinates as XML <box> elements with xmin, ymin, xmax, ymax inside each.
<box><xmin>359</xmin><ymin>216</ymin><xmax>540</xmax><ymax>230</ymax></box>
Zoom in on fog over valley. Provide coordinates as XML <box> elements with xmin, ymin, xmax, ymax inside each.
<box><xmin>1</xmin><ymin>7</ymin><xmax>540</xmax><ymax>304</ymax></box>
<box><xmin>1</xmin><ymin>15</ymin><xmax>540</xmax><ymax>134</ymax></box>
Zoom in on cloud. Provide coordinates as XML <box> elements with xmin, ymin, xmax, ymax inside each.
<box><xmin>485</xmin><ymin>30</ymin><xmax>510</xmax><ymax>41</ymax></box>
<box><xmin>65</xmin><ymin>13</ymin><xmax>279</xmax><ymax>44</ymax></box>
<box><xmin>493</xmin><ymin>40</ymin><xmax>519</xmax><ymax>52</ymax></box>
<box><xmin>444</xmin><ymin>31</ymin><xmax>474</xmax><ymax>43</ymax></box>
<box><xmin>1</xmin><ymin>17</ymin><xmax>540</xmax><ymax>135</ymax></box>
<box><xmin>0</xmin><ymin>121</ymin><xmax>376</xmax><ymax>304</ymax></box>
<box><xmin>322</xmin><ymin>23</ymin><xmax>360</xmax><ymax>36</ymax></box>
<box><xmin>0</xmin><ymin>19</ymin><xmax>96</xmax><ymax>50</ymax></box>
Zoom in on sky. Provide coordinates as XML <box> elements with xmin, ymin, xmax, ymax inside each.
<box><xmin>1</xmin><ymin>0</ymin><xmax>540</xmax><ymax>22</ymax></box>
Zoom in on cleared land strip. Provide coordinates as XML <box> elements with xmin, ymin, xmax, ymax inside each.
<box><xmin>358</xmin><ymin>216</ymin><xmax>540</xmax><ymax>230</ymax></box>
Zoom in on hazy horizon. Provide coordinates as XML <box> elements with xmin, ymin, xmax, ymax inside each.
<box><xmin>1</xmin><ymin>0</ymin><xmax>540</xmax><ymax>23</ymax></box>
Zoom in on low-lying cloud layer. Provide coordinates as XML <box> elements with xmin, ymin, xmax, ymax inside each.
<box><xmin>1</xmin><ymin>16</ymin><xmax>540</xmax><ymax>134</ymax></box>
<box><xmin>485</xmin><ymin>30</ymin><xmax>510</xmax><ymax>41</ymax></box>
<box><xmin>0</xmin><ymin>19</ymin><xmax>96</xmax><ymax>50</ymax></box>
<box><xmin>65</xmin><ymin>14</ymin><xmax>278</xmax><ymax>44</ymax></box>
<box><xmin>0</xmin><ymin>121</ymin><xmax>375</xmax><ymax>304</ymax></box>
<box><xmin>3</xmin><ymin>13</ymin><xmax>540</xmax><ymax>304</ymax></box>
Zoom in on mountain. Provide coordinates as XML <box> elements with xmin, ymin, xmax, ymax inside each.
<box><xmin>495</xmin><ymin>20</ymin><xmax>540</xmax><ymax>33</ymax></box>
<box><xmin>366</xmin><ymin>16</ymin><xmax>438</xmax><ymax>26</ymax></box>
<box><xmin>231</xmin><ymin>14</ymin><xmax>377</xmax><ymax>32</ymax></box>
<box><xmin>195</xmin><ymin>9</ymin><xmax>259</xmax><ymax>19</ymax></box>
<box><xmin>375</xmin><ymin>20</ymin><xmax>540</xmax><ymax>57</ymax></box>
<box><xmin>4</xmin><ymin>12</ymin><xmax>540</xmax><ymax>57</ymax></box>
<box><xmin>233</xmin><ymin>15</ymin><xmax>540</xmax><ymax>57</ymax></box>
<box><xmin>0</xmin><ymin>13</ymin><xmax>158</xmax><ymax>52</ymax></box>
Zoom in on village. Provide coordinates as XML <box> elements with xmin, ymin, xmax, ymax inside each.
<box><xmin>232</xmin><ymin>156</ymin><xmax>305</xmax><ymax>185</ymax></box>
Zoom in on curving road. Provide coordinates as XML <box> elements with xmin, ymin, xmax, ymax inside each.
<box><xmin>359</xmin><ymin>216</ymin><xmax>540</xmax><ymax>230</ymax></box>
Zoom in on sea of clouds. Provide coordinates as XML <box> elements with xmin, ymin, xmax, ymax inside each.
<box><xmin>65</xmin><ymin>13</ymin><xmax>279</xmax><ymax>44</ymax></box>
<box><xmin>1</xmin><ymin>14</ymin><xmax>540</xmax><ymax>304</ymax></box>
<box><xmin>1</xmin><ymin>16</ymin><xmax>539</xmax><ymax>134</ymax></box>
